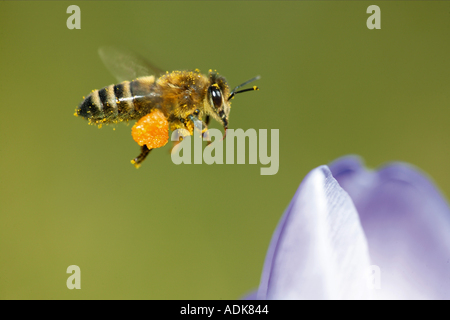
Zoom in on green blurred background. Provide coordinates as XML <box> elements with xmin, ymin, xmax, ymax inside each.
<box><xmin>1</xmin><ymin>1</ymin><xmax>449</xmax><ymax>299</ymax></box>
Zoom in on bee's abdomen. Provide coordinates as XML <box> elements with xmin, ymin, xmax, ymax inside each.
<box><xmin>77</xmin><ymin>81</ymin><xmax>140</xmax><ymax>125</ymax></box>
<box><xmin>77</xmin><ymin>76</ymin><xmax>159</xmax><ymax>125</ymax></box>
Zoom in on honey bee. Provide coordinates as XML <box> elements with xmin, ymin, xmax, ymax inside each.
<box><xmin>74</xmin><ymin>46</ymin><xmax>260</xmax><ymax>168</ymax></box>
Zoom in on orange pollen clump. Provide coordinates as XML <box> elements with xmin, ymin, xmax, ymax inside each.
<box><xmin>131</xmin><ymin>109</ymin><xmax>169</xmax><ymax>149</ymax></box>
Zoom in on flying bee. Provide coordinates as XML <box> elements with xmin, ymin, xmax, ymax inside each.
<box><xmin>74</xmin><ymin>46</ymin><xmax>260</xmax><ymax>168</ymax></box>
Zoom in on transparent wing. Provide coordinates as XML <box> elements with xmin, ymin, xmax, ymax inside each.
<box><xmin>98</xmin><ymin>46</ymin><xmax>164</xmax><ymax>83</ymax></box>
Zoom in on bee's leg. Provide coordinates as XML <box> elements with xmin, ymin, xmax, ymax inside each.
<box><xmin>169</xmin><ymin>119</ymin><xmax>191</xmax><ymax>154</ymax></box>
<box><xmin>204</xmin><ymin>115</ymin><xmax>212</xmax><ymax>145</ymax></box>
<box><xmin>188</xmin><ymin>111</ymin><xmax>211</xmax><ymax>144</ymax></box>
<box><xmin>170</xmin><ymin>127</ymin><xmax>191</xmax><ymax>154</ymax></box>
<box><xmin>131</xmin><ymin>145</ymin><xmax>152</xmax><ymax>169</ymax></box>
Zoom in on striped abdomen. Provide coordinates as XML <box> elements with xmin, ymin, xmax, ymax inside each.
<box><xmin>76</xmin><ymin>76</ymin><xmax>160</xmax><ymax>125</ymax></box>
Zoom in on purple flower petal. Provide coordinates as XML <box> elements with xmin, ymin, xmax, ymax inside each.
<box><xmin>329</xmin><ymin>156</ymin><xmax>450</xmax><ymax>299</ymax></box>
<box><xmin>241</xmin><ymin>290</ymin><xmax>258</xmax><ymax>300</ymax></box>
<box><xmin>257</xmin><ymin>166</ymin><xmax>372</xmax><ymax>299</ymax></box>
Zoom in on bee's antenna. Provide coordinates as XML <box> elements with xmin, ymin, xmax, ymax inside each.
<box><xmin>228</xmin><ymin>75</ymin><xmax>260</xmax><ymax>101</ymax></box>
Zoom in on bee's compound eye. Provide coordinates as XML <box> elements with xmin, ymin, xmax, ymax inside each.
<box><xmin>209</xmin><ymin>86</ymin><xmax>222</xmax><ymax>109</ymax></box>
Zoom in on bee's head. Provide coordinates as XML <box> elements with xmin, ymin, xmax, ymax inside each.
<box><xmin>207</xmin><ymin>71</ymin><xmax>260</xmax><ymax>140</ymax></box>
<box><xmin>207</xmin><ymin>72</ymin><xmax>231</xmax><ymax>130</ymax></box>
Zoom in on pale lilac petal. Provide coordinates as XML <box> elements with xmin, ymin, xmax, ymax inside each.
<box><xmin>329</xmin><ymin>156</ymin><xmax>450</xmax><ymax>299</ymax></box>
<box><xmin>241</xmin><ymin>290</ymin><xmax>258</xmax><ymax>300</ymax></box>
<box><xmin>257</xmin><ymin>166</ymin><xmax>372</xmax><ymax>299</ymax></box>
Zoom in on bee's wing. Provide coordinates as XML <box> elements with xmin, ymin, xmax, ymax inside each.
<box><xmin>98</xmin><ymin>46</ymin><xmax>164</xmax><ymax>83</ymax></box>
